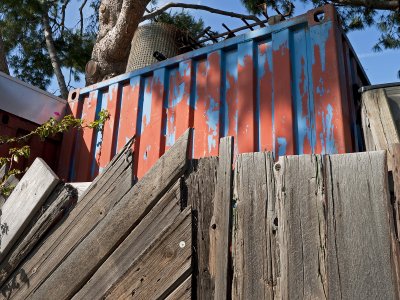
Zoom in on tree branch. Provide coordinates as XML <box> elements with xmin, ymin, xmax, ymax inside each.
<box><xmin>329</xmin><ymin>0</ymin><xmax>399</xmax><ymax>10</ymax></box>
<box><xmin>79</xmin><ymin>0</ymin><xmax>88</xmax><ymax>36</ymax></box>
<box><xmin>141</xmin><ymin>2</ymin><xmax>263</xmax><ymax>23</ymax></box>
<box><xmin>0</xmin><ymin>32</ymin><xmax>10</xmax><ymax>75</ymax></box>
<box><xmin>60</xmin><ymin>0</ymin><xmax>71</xmax><ymax>36</ymax></box>
<box><xmin>42</xmin><ymin>10</ymin><xmax>69</xmax><ymax>99</ymax></box>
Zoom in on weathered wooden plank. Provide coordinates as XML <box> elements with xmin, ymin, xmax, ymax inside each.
<box><xmin>0</xmin><ymin>158</ymin><xmax>59</xmax><ymax>262</ymax></box>
<box><xmin>361</xmin><ymin>89</ymin><xmax>400</xmax><ymax>170</ymax></box>
<box><xmin>325</xmin><ymin>151</ymin><xmax>400</xmax><ymax>299</ymax></box>
<box><xmin>0</xmin><ymin>137</ymin><xmax>135</xmax><ymax>299</ymax></box>
<box><xmin>391</xmin><ymin>144</ymin><xmax>400</xmax><ymax>241</ymax></box>
<box><xmin>232</xmin><ymin>152</ymin><xmax>276</xmax><ymax>300</ymax></box>
<box><xmin>72</xmin><ymin>179</ymin><xmax>184</xmax><ymax>299</ymax></box>
<box><xmin>68</xmin><ymin>182</ymin><xmax>91</xmax><ymax>199</ymax></box>
<box><xmin>274</xmin><ymin>155</ymin><xmax>327</xmax><ymax>299</ymax></box>
<box><xmin>209</xmin><ymin>136</ymin><xmax>233</xmax><ymax>300</ymax></box>
<box><xmin>165</xmin><ymin>275</ymin><xmax>192</xmax><ymax>300</ymax></box>
<box><xmin>0</xmin><ymin>183</ymin><xmax>77</xmax><ymax>285</ymax></box>
<box><xmin>103</xmin><ymin>208</ymin><xmax>192</xmax><ymax>300</ymax></box>
<box><xmin>389</xmin><ymin>144</ymin><xmax>400</xmax><ymax>297</ymax></box>
<box><xmin>29</xmin><ymin>128</ymin><xmax>192</xmax><ymax>300</ymax></box>
<box><xmin>185</xmin><ymin>157</ymin><xmax>218</xmax><ymax>299</ymax></box>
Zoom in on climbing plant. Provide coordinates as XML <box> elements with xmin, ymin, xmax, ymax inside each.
<box><xmin>0</xmin><ymin>109</ymin><xmax>110</xmax><ymax>197</ymax></box>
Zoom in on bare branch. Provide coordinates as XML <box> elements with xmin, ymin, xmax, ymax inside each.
<box><xmin>60</xmin><ymin>0</ymin><xmax>71</xmax><ymax>36</ymax></box>
<box><xmin>0</xmin><ymin>32</ymin><xmax>10</xmax><ymax>75</ymax></box>
<box><xmin>80</xmin><ymin>0</ymin><xmax>89</xmax><ymax>36</ymax></box>
<box><xmin>328</xmin><ymin>0</ymin><xmax>399</xmax><ymax>10</ymax></box>
<box><xmin>141</xmin><ymin>2</ymin><xmax>263</xmax><ymax>23</ymax></box>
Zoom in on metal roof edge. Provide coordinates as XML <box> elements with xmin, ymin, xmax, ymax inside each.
<box><xmin>359</xmin><ymin>82</ymin><xmax>400</xmax><ymax>93</ymax></box>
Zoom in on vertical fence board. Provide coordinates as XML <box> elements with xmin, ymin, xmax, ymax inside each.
<box><xmin>274</xmin><ymin>155</ymin><xmax>327</xmax><ymax>299</ymax></box>
<box><xmin>185</xmin><ymin>157</ymin><xmax>218</xmax><ymax>299</ymax></box>
<box><xmin>324</xmin><ymin>151</ymin><xmax>399</xmax><ymax>299</ymax></box>
<box><xmin>209</xmin><ymin>137</ymin><xmax>233</xmax><ymax>300</ymax></box>
<box><xmin>232</xmin><ymin>152</ymin><xmax>276</xmax><ymax>299</ymax></box>
<box><xmin>391</xmin><ymin>144</ymin><xmax>400</xmax><ymax>241</ymax></box>
<box><xmin>361</xmin><ymin>89</ymin><xmax>400</xmax><ymax>170</ymax></box>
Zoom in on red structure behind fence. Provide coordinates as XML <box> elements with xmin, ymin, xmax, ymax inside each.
<box><xmin>58</xmin><ymin>4</ymin><xmax>369</xmax><ymax>181</ymax></box>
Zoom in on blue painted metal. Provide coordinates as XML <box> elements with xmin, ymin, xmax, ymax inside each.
<box><xmin>59</xmin><ymin>4</ymin><xmax>370</xmax><ymax>181</ymax></box>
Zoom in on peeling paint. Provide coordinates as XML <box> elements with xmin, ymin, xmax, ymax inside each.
<box><xmin>310</xmin><ymin>21</ymin><xmax>332</xmax><ymax>72</ymax></box>
<box><xmin>64</xmin><ymin>7</ymin><xmax>366</xmax><ymax>181</ymax></box>
<box><xmin>320</xmin><ymin>104</ymin><xmax>337</xmax><ymax>154</ymax></box>
<box><xmin>277</xmin><ymin>137</ymin><xmax>287</xmax><ymax>156</ymax></box>
<box><xmin>206</xmin><ymin>96</ymin><xmax>219</xmax><ymax>153</ymax></box>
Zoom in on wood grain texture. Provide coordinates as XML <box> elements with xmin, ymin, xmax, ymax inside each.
<box><xmin>72</xmin><ymin>179</ymin><xmax>185</xmax><ymax>299</ymax></box>
<box><xmin>68</xmin><ymin>182</ymin><xmax>91</xmax><ymax>199</ymax></box>
<box><xmin>185</xmin><ymin>157</ymin><xmax>218</xmax><ymax>300</ymax></box>
<box><xmin>165</xmin><ymin>275</ymin><xmax>192</xmax><ymax>300</ymax></box>
<box><xmin>209</xmin><ymin>136</ymin><xmax>233</xmax><ymax>300</ymax></box>
<box><xmin>0</xmin><ymin>137</ymin><xmax>135</xmax><ymax>300</ymax></box>
<box><xmin>361</xmin><ymin>89</ymin><xmax>400</xmax><ymax>170</ymax></box>
<box><xmin>232</xmin><ymin>152</ymin><xmax>277</xmax><ymax>300</ymax></box>
<box><xmin>274</xmin><ymin>155</ymin><xmax>327</xmax><ymax>299</ymax></box>
<box><xmin>0</xmin><ymin>183</ymin><xmax>77</xmax><ymax>285</ymax></box>
<box><xmin>29</xmin><ymin>128</ymin><xmax>192</xmax><ymax>300</ymax></box>
<box><xmin>325</xmin><ymin>151</ymin><xmax>399</xmax><ymax>299</ymax></box>
<box><xmin>104</xmin><ymin>208</ymin><xmax>192</xmax><ymax>300</ymax></box>
<box><xmin>392</xmin><ymin>144</ymin><xmax>400</xmax><ymax>241</ymax></box>
<box><xmin>0</xmin><ymin>158</ymin><xmax>59</xmax><ymax>262</ymax></box>
<box><xmin>389</xmin><ymin>144</ymin><xmax>400</xmax><ymax>298</ymax></box>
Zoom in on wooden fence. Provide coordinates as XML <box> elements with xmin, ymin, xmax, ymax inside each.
<box><xmin>0</xmin><ymin>128</ymin><xmax>399</xmax><ymax>299</ymax></box>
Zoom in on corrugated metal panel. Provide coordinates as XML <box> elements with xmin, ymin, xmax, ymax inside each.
<box><xmin>59</xmin><ymin>4</ymin><xmax>369</xmax><ymax>181</ymax></box>
<box><xmin>0</xmin><ymin>109</ymin><xmax>62</xmax><ymax>173</ymax></box>
<box><xmin>0</xmin><ymin>72</ymin><xmax>66</xmax><ymax>124</ymax></box>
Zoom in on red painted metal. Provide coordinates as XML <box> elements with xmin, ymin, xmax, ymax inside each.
<box><xmin>0</xmin><ymin>110</ymin><xmax>61</xmax><ymax>174</ymax></box>
<box><xmin>59</xmin><ymin>4</ymin><xmax>370</xmax><ymax>182</ymax></box>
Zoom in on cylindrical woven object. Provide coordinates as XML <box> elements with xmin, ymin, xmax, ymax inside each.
<box><xmin>126</xmin><ymin>23</ymin><xmax>182</xmax><ymax>72</ymax></box>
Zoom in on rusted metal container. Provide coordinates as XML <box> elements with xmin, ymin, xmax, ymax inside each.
<box><xmin>59</xmin><ymin>4</ymin><xmax>369</xmax><ymax>181</ymax></box>
<box><xmin>0</xmin><ymin>72</ymin><xmax>66</xmax><ymax>173</ymax></box>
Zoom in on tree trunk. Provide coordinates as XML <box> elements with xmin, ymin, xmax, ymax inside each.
<box><xmin>0</xmin><ymin>32</ymin><xmax>10</xmax><ymax>75</ymax></box>
<box><xmin>42</xmin><ymin>9</ymin><xmax>69</xmax><ymax>99</ymax></box>
<box><xmin>85</xmin><ymin>0</ymin><xmax>151</xmax><ymax>85</ymax></box>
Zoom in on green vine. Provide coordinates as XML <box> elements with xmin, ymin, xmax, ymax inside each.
<box><xmin>0</xmin><ymin>109</ymin><xmax>110</xmax><ymax>198</ymax></box>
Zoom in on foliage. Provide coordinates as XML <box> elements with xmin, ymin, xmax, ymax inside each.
<box><xmin>0</xmin><ymin>109</ymin><xmax>110</xmax><ymax>197</ymax></box>
<box><xmin>1</xmin><ymin>0</ymin><xmax>399</xmax><ymax>92</ymax></box>
<box><xmin>241</xmin><ymin>0</ymin><xmax>400</xmax><ymax>50</ymax></box>
<box><xmin>0</xmin><ymin>0</ymin><xmax>97</xmax><ymax>90</ymax></box>
<box><xmin>154</xmin><ymin>10</ymin><xmax>206</xmax><ymax>38</ymax></box>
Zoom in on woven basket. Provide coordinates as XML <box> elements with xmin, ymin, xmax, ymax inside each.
<box><xmin>126</xmin><ymin>23</ymin><xmax>183</xmax><ymax>72</ymax></box>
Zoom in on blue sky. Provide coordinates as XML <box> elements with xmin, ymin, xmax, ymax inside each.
<box><xmin>54</xmin><ymin>0</ymin><xmax>399</xmax><ymax>93</ymax></box>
